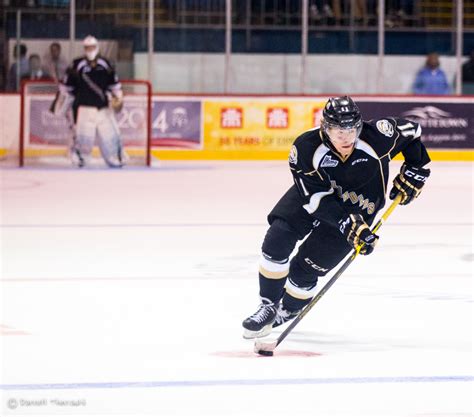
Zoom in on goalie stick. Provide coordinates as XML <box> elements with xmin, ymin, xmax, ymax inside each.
<box><xmin>254</xmin><ymin>194</ymin><xmax>403</xmax><ymax>356</ymax></box>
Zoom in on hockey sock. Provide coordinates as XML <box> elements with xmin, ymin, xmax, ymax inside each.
<box><xmin>258</xmin><ymin>273</ymin><xmax>286</xmax><ymax>304</ymax></box>
<box><xmin>282</xmin><ymin>290</ymin><xmax>312</xmax><ymax>312</ymax></box>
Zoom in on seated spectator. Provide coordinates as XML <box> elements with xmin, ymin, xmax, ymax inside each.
<box><xmin>43</xmin><ymin>42</ymin><xmax>68</xmax><ymax>82</ymax></box>
<box><xmin>26</xmin><ymin>54</ymin><xmax>51</xmax><ymax>81</ymax></box>
<box><xmin>310</xmin><ymin>1</ymin><xmax>341</xmax><ymax>25</ymax></box>
<box><xmin>413</xmin><ymin>52</ymin><xmax>450</xmax><ymax>95</ymax></box>
<box><xmin>461</xmin><ymin>50</ymin><xmax>474</xmax><ymax>94</ymax></box>
<box><xmin>354</xmin><ymin>0</ymin><xmax>368</xmax><ymax>26</ymax></box>
<box><xmin>385</xmin><ymin>0</ymin><xmax>414</xmax><ymax>27</ymax></box>
<box><xmin>6</xmin><ymin>43</ymin><xmax>29</xmax><ymax>91</ymax></box>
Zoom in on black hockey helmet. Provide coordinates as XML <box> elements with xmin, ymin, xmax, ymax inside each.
<box><xmin>321</xmin><ymin>96</ymin><xmax>362</xmax><ymax>146</ymax></box>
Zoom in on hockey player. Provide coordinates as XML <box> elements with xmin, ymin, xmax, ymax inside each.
<box><xmin>242</xmin><ymin>96</ymin><xmax>431</xmax><ymax>339</ymax></box>
<box><xmin>52</xmin><ymin>35</ymin><xmax>125</xmax><ymax>167</ymax></box>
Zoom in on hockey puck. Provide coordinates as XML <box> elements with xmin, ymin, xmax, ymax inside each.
<box><xmin>257</xmin><ymin>349</ymin><xmax>274</xmax><ymax>357</ymax></box>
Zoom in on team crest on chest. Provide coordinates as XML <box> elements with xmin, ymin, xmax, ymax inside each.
<box><xmin>376</xmin><ymin>119</ymin><xmax>394</xmax><ymax>137</ymax></box>
<box><xmin>321</xmin><ymin>155</ymin><xmax>339</xmax><ymax>168</ymax></box>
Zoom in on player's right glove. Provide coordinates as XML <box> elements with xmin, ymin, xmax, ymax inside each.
<box><xmin>339</xmin><ymin>214</ymin><xmax>379</xmax><ymax>255</ymax></box>
<box><xmin>389</xmin><ymin>163</ymin><xmax>430</xmax><ymax>205</ymax></box>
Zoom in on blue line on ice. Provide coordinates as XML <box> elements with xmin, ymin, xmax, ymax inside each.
<box><xmin>0</xmin><ymin>223</ymin><xmax>266</xmax><ymax>228</ymax></box>
<box><xmin>1</xmin><ymin>376</ymin><xmax>472</xmax><ymax>391</ymax></box>
<box><xmin>0</xmin><ymin>223</ymin><xmax>471</xmax><ymax>229</ymax></box>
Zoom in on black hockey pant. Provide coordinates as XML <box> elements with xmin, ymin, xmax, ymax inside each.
<box><xmin>258</xmin><ymin>218</ymin><xmax>352</xmax><ymax>312</ymax></box>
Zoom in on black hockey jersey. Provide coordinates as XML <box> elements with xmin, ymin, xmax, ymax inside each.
<box><xmin>62</xmin><ymin>56</ymin><xmax>121</xmax><ymax>111</ymax></box>
<box><xmin>269</xmin><ymin>118</ymin><xmax>430</xmax><ymax>237</ymax></box>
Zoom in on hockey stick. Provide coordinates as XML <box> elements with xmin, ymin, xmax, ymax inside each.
<box><xmin>254</xmin><ymin>193</ymin><xmax>403</xmax><ymax>356</ymax></box>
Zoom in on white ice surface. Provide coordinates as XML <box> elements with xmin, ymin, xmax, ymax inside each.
<box><xmin>0</xmin><ymin>161</ymin><xmax>473</xmax><ymax>417</ymax></box>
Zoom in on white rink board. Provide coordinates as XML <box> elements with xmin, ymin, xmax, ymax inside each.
<box><xmin>0</xmin><ymin>161</ymin><xmax>472</xmax><ymax>417</ymax></box>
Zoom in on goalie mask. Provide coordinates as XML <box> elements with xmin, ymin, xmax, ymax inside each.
<box><xmin>83</xmin><ymin>35</ymin><xmax>99</xmax><ymax>61</ymax></box>
<box><xmin>321</xmin><ymin>96</ymin><xmax>362</xmax><ymax>157</ymax></box>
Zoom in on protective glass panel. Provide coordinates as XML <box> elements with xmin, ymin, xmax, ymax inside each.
<box><xmin>230</xmin><ymin>0</ymin><xmax>303</xmax><ymax>93</ymax></box>
<box><xmin>152</xmin><ymin>0</ymin><xmax>227</xmax><ymax>92</ymax></box>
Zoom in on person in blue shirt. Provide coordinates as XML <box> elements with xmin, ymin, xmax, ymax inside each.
<box><xmin>6</xmin><ymin>44</ymin><xmax>29</xmax><ymax>92</ymax></box>
<box><xmin>412</xmin><ymin>52</ymin><xmax>450</xmax><ymax>95</ymax></box>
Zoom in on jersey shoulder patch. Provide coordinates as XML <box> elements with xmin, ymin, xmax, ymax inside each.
<box><xmin>97</xmin><ymin>57</ymin><xmax>114</xmax><ymax>72</ymax></box>
<box><xmin>375</xmin><ymin>119</ymin><xmax>395</xmax><ymax>137</ymax></box>
<box><xmin>289</xmin><ymin>145</ymin><xmax>298</xmax><ymax>164</ymax></box>
<box><xmin>292</xmin><ymin>129</ymin><xmax>325</xmax><ymax>171</ymax></box>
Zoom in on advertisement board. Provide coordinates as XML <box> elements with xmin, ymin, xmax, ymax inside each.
<box><xmin>151</xmin><ymin>101</ymin><xmax>201</xmax><ymax>148</ymax></box>
<box><xmin>203</xmin><ymin>99</ymin><xmax>326</xmax><ymax>153</ymax></box>
<box><xmin>4</xmin><ymin>92</ymin><xmax>472</xmax><ymax>163</ymax></box>
<box><xmin>26</xmin><ymin>96</ymin><xmax>202</xmax><ymax>149</ymax></box>
<box><xmin>357</xmin><ymin>101</ymin><xmax>474</xmax><ymax>149</ymax></box>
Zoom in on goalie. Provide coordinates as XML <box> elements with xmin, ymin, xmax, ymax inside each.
<box><xmin>52</xmin><ymin>35</ymin><xmax>126</xmax><ymax>168</ymax></box>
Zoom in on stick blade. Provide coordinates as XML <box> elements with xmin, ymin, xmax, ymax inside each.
<box><xmin>254</xmin><ymin>339</ymin><xmax>278</xmax><ymax>356</ymax></box>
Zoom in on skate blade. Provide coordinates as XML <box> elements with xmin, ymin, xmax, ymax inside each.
<box><xmin>242</xmin><ymin>324</ymin><xmax>273</xmax><ymax>340</ymax></box>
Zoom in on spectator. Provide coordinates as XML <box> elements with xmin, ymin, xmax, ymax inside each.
<box><xmin>354</xmin><ymin>0</ymin><xmax>368</xmax><ymax>26</ymax></box>
<box><xmin>461</xmin><ymin>50</ymin><xmax>474</xmax><ymax>94</ymax></box>
<box><xmin>6</xmin><ymin>43</ymin><xmax>29</xmax><ymax>92</ymax></box>
<box><xmin>43</xmin><ymin>42</ymin><xmax>68</xmax><ymax>82</ymax></box>
<box><xmin>26</xmin><ymin>54</ymin><xmax>51</xmax><ymax>81</ymax></box>
<box><xmin>310</xmin><ymin>1</ymin><xmax>341</xmax><ymax>25</ymax></box>
<box><xmin>386</xmin><ymin>0</ymin><xmax>414</xmax><ymax>27</ymax></box>
<box><xmin>412</xmin><ymin>52</ymin><xmax>450</xmax><ymax>95</ymax></box>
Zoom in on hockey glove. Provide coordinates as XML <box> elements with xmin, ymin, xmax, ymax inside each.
<box><xmin>111</xmin><ymin>96</ymin><xmax>124</xmax><ymax>113</ymax></box>
<box><xmin>390</xmin><ymin>163</ymin><xmax>430</xmax><ymax>205</ymax></box>
<box><xmin>339</xmin><ymin>214</ymin><xmax>379</xmax><ymax>255</ymax></box>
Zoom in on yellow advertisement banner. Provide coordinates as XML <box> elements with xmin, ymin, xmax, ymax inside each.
<box><xmin>203</xmin><ymin>99</ymin><xmax>327</xmax><ymax>153</ymax></box>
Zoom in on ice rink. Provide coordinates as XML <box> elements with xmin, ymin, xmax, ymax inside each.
<box><xmin>1</xmin><ymin>161</ymin><xmax>473</xmax><ymax>417</ymax></box>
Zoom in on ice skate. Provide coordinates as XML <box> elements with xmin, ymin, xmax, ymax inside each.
<box><xmin>273</xmin><ymin>306</ymin><xmax>299</xmax><ymax>328</ymax></box>
<box><xmin>242</xmin><ymin>298</ymin><xmax>277</xmax><ymax>339</ymax></box>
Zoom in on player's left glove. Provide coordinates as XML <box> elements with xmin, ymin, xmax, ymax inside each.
<box><xmin>390</xmin><ymin>163</ymin><xmax>430</xmax><ymax>205</ymax></box>
<box><xmin>339</xmin><ymin>214</ymin><xmax>379</xmax><ymax>255</ymax></box>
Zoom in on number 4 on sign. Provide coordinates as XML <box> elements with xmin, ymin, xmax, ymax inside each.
<box><xmin>153</xmin><ymin>110</ymin><xmax>169</xmax><ymax>133</ymax></box>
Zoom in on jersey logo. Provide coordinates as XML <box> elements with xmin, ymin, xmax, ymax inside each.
<box><xmin>289</xmin><ymin>145</ymin><xmax>298</xmax><ymax>164</ymax></box>
<box><xmin>351</xmin><ymin>158</ymin><xmax>368</xmax><ymax>166</ymax></box>
<box><xmin>321</xmin><ymin>155</ymin><xmax>339</xmax><ymax>168</ymax></box>
<box><xmin>376</xmin><ymin>119</ymin><xmax>394</xmax><ymax>137</ymax></box>
<box><xmin>331</xmin><ymin>180</ymin><xmax>376</xmax><ymax>215</ymax></box>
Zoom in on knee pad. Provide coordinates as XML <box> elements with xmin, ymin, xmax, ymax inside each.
<box><xmin>261</xmin><ymin>219</ymin><xmax>299</xmax><ymax>262</ymax></box>
<box><xmin>290</xmin><ymin>255</ymin><xmax>321</xmax><ymax>288</ymax></box>
<box><xmin>259</xmin><ymin>219</ymin><xmax>299</xmax><ymax>279</ymax></box>
<box><xmin>258</xmin><ymin>219</ymin><xmax>299</xmax><ymax>302</ymax></box>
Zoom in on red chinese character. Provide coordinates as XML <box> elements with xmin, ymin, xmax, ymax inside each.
<box><xmin>267</xmin><ymin>108</ymin><xmax>289</xmax><ymax>129</ymax></box>
<box><xmin>221</xmin><ymin>108</ymin><xmax>243</xmax><ymax>128</ymax></box>
<box><xmin>313</xmin><ymin>108</ymin><xmax>323</xmax><ymax>127</ymax></box>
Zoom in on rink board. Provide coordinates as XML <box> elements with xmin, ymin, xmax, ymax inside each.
<box><xmin>1</xmin><ymin>94</ymin><xmax>473</xmax><ymax>162</ymax></box>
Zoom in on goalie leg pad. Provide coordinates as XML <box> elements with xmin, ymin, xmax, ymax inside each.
<box><xmin>72</xmin><ymin>106</ymin><xmax>99</xmax><ymax>167</ymax></box>
<box><xmin>51</xmin><ymin>85</ymin><xmax>74</xmax><ymax>117</ymax></box>
<box><xmin>97</xmin><ymin>108</ymin><xmax>127</xmax><ymax>168</ymax></box>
